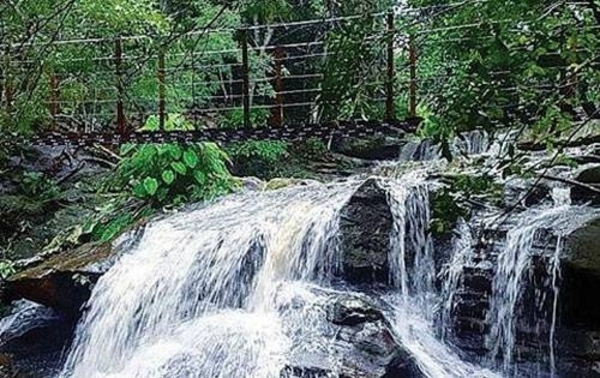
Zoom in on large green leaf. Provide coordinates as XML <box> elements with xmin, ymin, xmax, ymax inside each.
<box><xmin>162</xmin><ymin>169</ymin><xmax>175</xmax><ymax>185</ymax></box>
<box><xmin>171</xmin><ymin>162</ymin><xmax>187</xmax><ymax>175</ymax></box>
<box><xmin>166</xmin><ymin>145</ymin><xmax>183</xmax><ymax>160</ymax></box>
<box><xmin>183</xmin><ymin>150</ymin><xmax>199</xmax><ymax>168</ymax></box>
<box><xmin>143</xmin><ymin>177</ymin><xmax>159</xmax><ymax>196</ymax></box>
<box><xmin>133</xmin><ymin>182</ymin><xmax>147</xmax><ymax>198</ymax></box>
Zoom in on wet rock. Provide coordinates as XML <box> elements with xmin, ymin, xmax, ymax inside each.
<box><xmin>333</xmin><ymin>136</ymin><xmax>404</xmax><ymax>161</ymax></box>
<box><xmin>329</xmin><ymin>296</ymin><xmax>383</xmax><ymax>326</ymax></box>
<box><xmin>327</xmin><ymin>295</ymin><xmax>423</xmax><ymax>378</ymax></box>
<box><xmin>1</xmin><ymin>242</ymin><xmax>116</xmax><ymax>316</ymax></box>
<box><xmin>0</xmin><ymin>305</ymin><xmax>74</xmax><ymax>378</ymax></box>
<box><xmin>236</xmin><ymin>176</ymin><xmax>266</xmax><ymax>192</ymax></box>
<box><xmin>280</xmin><ymin>289</ymin><xmax>424</xmax><ymax>378</ymax></box>
<box><xmin>572</xmin><ymin>164</ymin><xmax>600</xmax><ymax>204</ymax></box>
<box><xmin>562</xmin><ymin>217</ymin><xmax>600</xmax><ymax>329</ymax></box>
<box><xmin>266</xmin><ymin>178</ymin><xmax>320</xmax><ymax>191</ymax></box>
<box><xmin>339</xmin><ymin>179</ymin><xmax>393</xmax><ymax>285</ymax></box>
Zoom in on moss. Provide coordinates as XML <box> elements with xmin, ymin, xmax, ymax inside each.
<box><xmin>265</xmin><ymin>178</ymin><xmax>307</xmax><ymax>191</ymax></box>
<box><xmin>10</xmin><ymin>242</ymin><xmax>113</xmax><ymax>281</ymax></box>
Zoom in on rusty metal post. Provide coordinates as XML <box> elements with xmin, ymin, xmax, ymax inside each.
<box><xmin>114</xmin><ymin>37</ymin><xmax>126</xmax><ymax>135</ymax></box>
<box><xmin>271</xmin><ymin>46</ymin><xmax>284</xmax><ymax>127</ymax></box>
<box><xmin>158</xmin><ymin>49</ymin><xmax>166</xmax><ymax>130</ymax></box>
<box><xmin>409</xmin><ymin>35</ymin><xmax>417</xmax><ymax>119</ymax></box>
<box><xmin>49</xmin><ymin>73</ymin><xmax>59</xmax><ymax>130</ymax></box>
<box><xmin>386</xmin><ymin>10</ymin><xmax>395</xmax><ymax>122</ymax></box>
<box><xmin>241</xmin><ymin>26</ymin><xmax>251</xmax><ymax>128</ymax></box>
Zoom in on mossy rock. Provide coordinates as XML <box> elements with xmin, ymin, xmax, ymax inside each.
<box><xmin>265</xmin><ymin>178</ymin><xmax>319</xmax><ymax>191</ymax></box>
<box><xmin>3</xmin><ymin>242</ymin><xmax>115</xmax><ymax>315</ymax></box>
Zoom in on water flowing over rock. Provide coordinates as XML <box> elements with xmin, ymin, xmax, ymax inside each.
<box><xmin>48</xmin><ymin>175</ymin><xmax>503</xmax><ymax>378</ymax></box>
<box><xmin>7</xmin><ymin>132</ymin><xmax>600</xmax><ymax>378</ymax></box>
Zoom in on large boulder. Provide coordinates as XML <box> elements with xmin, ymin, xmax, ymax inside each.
<box><xmin>0</xmin><ymin>301</ymin><xmax>74</xmax><ymax>378</ymax></box>
<box><xmin>572</xmin><ymin>164</ymin><xmax>600</xmax><ymax>204</ymax></box>
<box><xmin>279</xmin><ymin>287</ymin><xmax>424</xmax><ymax>378</ymax></box>
<box><xmin>0</xmin><ymin>236</ymin><xmax>132</xmax><ymax>317</ymax></box>
<box><xmin>339</xmin><ymin>179</ymin><xmax>393</xmax><ymax>285</ymax></box>
<box><xmin>562</xmin><ymin>217</ymin><xmax>600</xmax><ymax>331</ymax></box>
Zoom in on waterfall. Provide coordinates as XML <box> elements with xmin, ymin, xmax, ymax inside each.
<box><xmin>399</xmin><ymin>130</ymin><xmax>491</xmax><ymax>162</ymax></box>
<box><xmin>60</xmin><ymin>180</ymin><xmax>357</xmax><ymax>378</ymax></box>
<box><xmin>439</xmin><ymin>219</ymin><xmax>475</xmax><ymax>341</ymax></box>
<box><xmin>484</xmin><ymin>187</ymin><xmax>599</xmax><ymax>375</ymax></box>
<box><xmin>57</xmin><ymin>173</ymin><xmax>506</xmax><ymax>378</ymax></box>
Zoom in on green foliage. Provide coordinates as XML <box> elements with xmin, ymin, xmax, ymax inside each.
<box><xmin>228</xmin><ymin>140</ymin><xmax>289</xmax><ymax>162</ymax></box>
<box><xmin>112</xmin><ymin>114</ymin><xmax>234</xmax><ymax>207</ymax></box>
<box><xmin>430</xmin><ymin>189</ymin><xmax>467</xmax><ymax>236</ymax></box>
<box><xmin>19</xmin><ymin>172</ymin><xmax>60</xmax><ymax>202</ymax></box>
<box><xmin>227</xmin><ymin>140</ymin><xmax>290</xmax><ymax>178</ymax></box>
<box><xmin>406</xmin><ymin>0</ymin><xmax>600</xmax><ymax>157</ymax></box>
<box><xmin>431</xmin><ymin>173</ymin><xmax>501</xmax><ymax>235</ymax></box>
<box><xmin>114</xmin><ymin>142</ymin><xmax>233</xmax><ymax>207</ymax></box>
<box><xmin>0</xmin><ymin>260</ymin><xmax>16</xmax><ymax>279</ymax></box>
<box><xmin>293</xmin><ymin>138</ymin><xmax>329</xmax><ymax>159</ymax></box>
<box><xmin>220</xmin><ymin>108</ymin><xmax>271</xmax><ymax>129</ymax></box>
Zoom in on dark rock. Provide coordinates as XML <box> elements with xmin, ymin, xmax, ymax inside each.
<box><xmin>279</xmin><ymin>289</ymin><xmax>425</xmax><ymax>378</ymax></box>
<box><xmin>340</xmin><ymin>179</ymin><xmax>393</xmax><ymax>285</ymax></box>
<box><xmin>562</xmin><ymin>217</ymin><xmax>600</xmax><ymax>330</ymax></box>
<box><xmin>236</xmin><ymin>176</ymin><xmax>265</xmax><ymax>192</ymax></box>
<box><xmin>384</xmin><ymin>349</ymin><xmax>425</xmax><ymax>378</ymax></box>
<box><xmin>0</xmin><ymin>305</ymin><xmax>74</xmax><ymax>378</ymax></box>
<box><xmin>572</xmin><ymin>165</ymin><xmax>600</xmax><ymax>204</ymax></box>
<box><xmin>329</xmin><ymin>296</ymin><xmax>383</xmax><ymax>326</ymax></box>
<box><xmin>2</xmin><ymin>242</ymin><xmax>116</xmax><ymax>316</ymax></box>
<box><xmin>333</xmin><ymin>136</ymin><xmax>404</xmax><ymax>161</ymax></box>
<box><xmin>524</xmin><ymin>183</ymin><xmax>552</xmax><ymax>207</ymax></box>
<box><xmin>281</xmin><ymin>365</ymin><xmax>338</xmax><ymax>378</ymax></box>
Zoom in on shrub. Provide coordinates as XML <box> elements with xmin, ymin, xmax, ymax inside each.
<box><xmin>111</xmin><ymin>114</ymin><xmax>235</xmax><ymax>207</ymax></box>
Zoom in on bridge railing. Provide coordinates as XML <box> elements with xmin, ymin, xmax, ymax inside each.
<box><xmin>1</xmin><ymin>11</ymin><xmax>420</xmax><ymax>138</ymax></box>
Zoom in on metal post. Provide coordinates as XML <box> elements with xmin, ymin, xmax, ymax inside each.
<box><xmin>49</xmin><ymin>73</ymin><xmax>59</xmax><ymax>130</ymax></box>
<box><xmin>241</xmin><ymin>27</ymin><xmax>251</xmax><ymax>128</ymax></box>
<box><xmin>386</xmin><ymin>11</ymin><xmax>395</xmax><ymax>121</ymax></box>
<box><xmin>114</xmin><ymin>37</ymin><xmax>126</xmax><ymax>135</ymax></box>
<box><xmin>271</xmin><ymin>46</ymin><xmax>284</xmax><ymax>127</ymax></box>
<box><xmin>158</xmin><ymin>49</ymin><xmax>166</xmax><ymax>130</ymax></box>
<box><xmin>409</xmin><ymin>35</ymin><xmax>417</xmax><ymax>119</ymax></box>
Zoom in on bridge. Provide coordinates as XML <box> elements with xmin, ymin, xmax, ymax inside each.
<box><xmin>1</xmin><ymin>11</ymin><xmax>425</xmax><ymax>146</ymax></box>
<box><xmin>2</xmin><ymin>4</ymin><xmax>591</xmax><ymax>147</ymax></box>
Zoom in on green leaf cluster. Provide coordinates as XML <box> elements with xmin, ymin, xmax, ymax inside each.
<box><xmin>111</xmin><ymin>115</ymin><xmax>234</xmax><ymax>207</ymax></box>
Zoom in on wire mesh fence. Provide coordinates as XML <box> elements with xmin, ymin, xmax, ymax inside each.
<box><xmin>1</xmin><ymin>1</ymin><xmax>597</xmax><ymax>142</ymax></box>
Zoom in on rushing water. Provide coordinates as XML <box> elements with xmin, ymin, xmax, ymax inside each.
<box><xmin>2</xmin><ymin>131</ymin><xmax>598</xmax><ymax>377</ymax></box>
<box><xmin>53</xmin><ymin>173</ymin><xmax>504</xmax><ymax>378</ymax></box>
<box><xmin>484</xmin><ymin>187</ymin><xmax>600</xmax><ymax>376</ymax></box>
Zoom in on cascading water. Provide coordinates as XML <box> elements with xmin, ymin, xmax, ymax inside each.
<box><xmin>58</xmin><ymin>172</ymin><xmax>502</xmax><ymax>378</ymax></box>
<box><xmin>484</xmin><ymin>187</ymin><xmax>600</xmax><ymax>376</ymax></box>
<box><xmin>0</xmin><ymin>131</ymin><xmax>592</xmax><ymax>377</ymax></box>
<box><xmin>60</xmin><ymin>180</ymin><xmax>357</xmax><ymax>378</ymax></box>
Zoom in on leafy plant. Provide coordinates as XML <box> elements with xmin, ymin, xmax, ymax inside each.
<box><xmin>0</xmin><ymin>260</ymin><xmax>16</xmax><ymax>279</ymax></box>
<box><xmin>227</xmin><ymin>140</ymin><xmax>290</xmax><ymax>178</ymax></box>
<box><xmin>220</xmin><ymin>108</ymin><xmax>271</xmax><ymax>129</ymax></box>
<box><xmin>20</xmin><ymin>172</ymin><xmax>60</xmax><ymax>202</ymax></box>
<box><xmin>112</xmin><ymin>114</ymin><xmax>235</xmax><ymax>207</ymax></box>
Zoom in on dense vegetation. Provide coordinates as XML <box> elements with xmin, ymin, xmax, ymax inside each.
<box><xmin>0</xmin><ymin>0</ymin><xmax>599</xmax><ymax>266</ymax></box>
